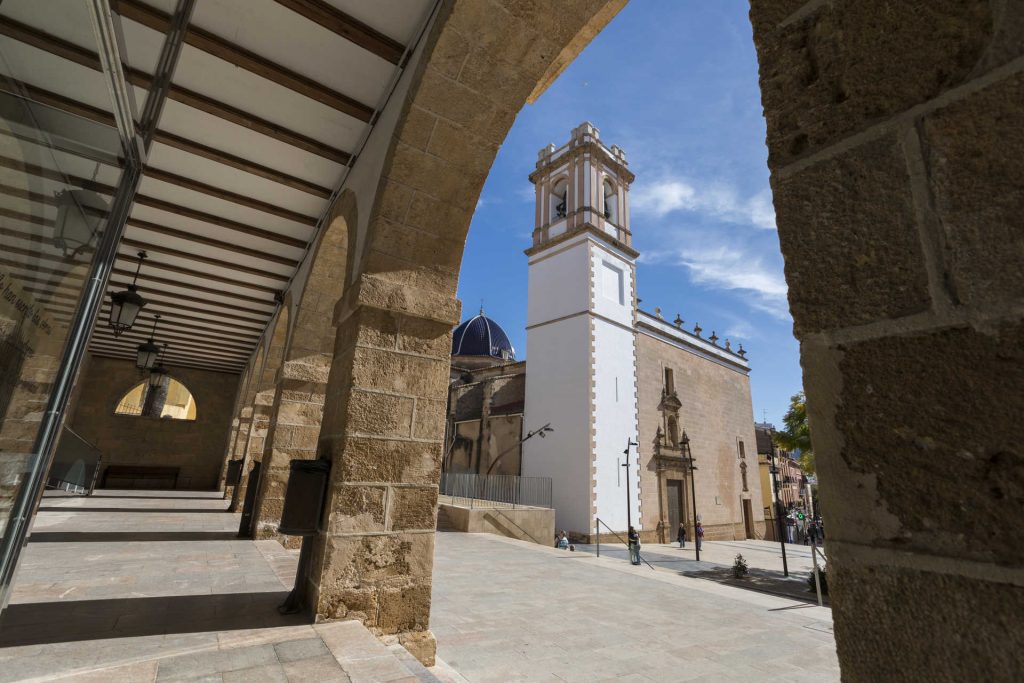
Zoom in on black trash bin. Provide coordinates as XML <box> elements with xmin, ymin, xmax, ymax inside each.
<box><xmin>279</xmin><ymin>459</ymin><xmax>330</xmax><ymax>537</ymax></box>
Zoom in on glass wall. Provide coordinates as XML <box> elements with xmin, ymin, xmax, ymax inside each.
<box><xmin>0</xmin><ymin>0</ymin><xmax>140</xmax><ymax>606</ymax></box>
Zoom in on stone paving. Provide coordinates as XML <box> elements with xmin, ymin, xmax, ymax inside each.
<box><xmin>0</xmin><ymin>490</ymin><xmax>436</xmax><ymax>682</ymax></box>
<box><xmin>431</xmin><ymin>532</ymin><xmax>840</xmax><ymax>682</ymax></box>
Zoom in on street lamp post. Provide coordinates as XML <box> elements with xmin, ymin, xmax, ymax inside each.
<box><xmin>768</xmin><ymin>429</ymin><xmax>790</xmax><ymax>577</ymax></box>
<box><xmin>680</xmin><ymin>430</ymin><xmax>700</xmax><ymax>563</ymax></box>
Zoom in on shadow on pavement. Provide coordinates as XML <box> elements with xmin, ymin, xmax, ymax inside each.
<box><xmin>0</xmin><ymin>591</ymin><xmax>306</xmax><ymax>646</ymax></box>
<box><xmin>27</xmin><ymin>532</ymin><xmax>241</xmax><ymax>543</ymax></box>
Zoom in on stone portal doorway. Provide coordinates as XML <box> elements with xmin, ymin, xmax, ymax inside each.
<box><xmin>742</xmin><ymin>499</ymin><xmax>755</xmax><ymax>540</ymax></box>
<box><xmin>667</xmin><ymin>479</ymin><xmax>684</xmax><ymax>540</ymax></box>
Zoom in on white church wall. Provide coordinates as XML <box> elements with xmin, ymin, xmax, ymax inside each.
<box><xmin>591</xmin><ymin>320</ymin><xmax>640</xmax><ymax>532</ymax></box>
<box><xmin>522</xmin><ymin>314</ymin><xmax>593</xmax><ymax>534</ymax></box>
<box><xmin>526</xmin><ymin>237</ymin><xmax>590</xmax><ymax>327</ymax></box>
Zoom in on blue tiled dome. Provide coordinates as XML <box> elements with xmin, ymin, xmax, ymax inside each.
<box><xmin>452</xmin><ymin>309</ymin><xmax>516</xmax><ymax>360</ymax></box>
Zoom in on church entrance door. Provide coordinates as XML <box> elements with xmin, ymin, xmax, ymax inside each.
<box><xmin>667</xmin><ymin>479</ymin><xmax>684</xmax><ymax>540</ymax></box>
<box><xmin>742</xmin><ymin>498</ymin><xmax>755</xmax><ymax>539</ymax></box>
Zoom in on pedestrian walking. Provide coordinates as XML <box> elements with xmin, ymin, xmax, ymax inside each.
<box><xmin>695</xmin><ymin>522</ymin><xmax>704</xmax><ymax>552</ymax></box>
<box><xmin>628</xmin><ymin>526</ymin><xmax>641</xmax><ymax>565</ymax></box>
<box><xmin>677</xmin><ymin>522</ymin><xmax>686</xmax><ymax>548</ymax></box>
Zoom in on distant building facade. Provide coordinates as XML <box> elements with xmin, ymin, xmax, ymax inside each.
<box><xmin>444</xmin><ymin>123</ymin><xmax>765</xmax><ymax>542</ymax></box>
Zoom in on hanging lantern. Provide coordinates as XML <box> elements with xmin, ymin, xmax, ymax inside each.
<box><xmin>135</xmin><ymin>314</ymin><xmax>162</xmax><ymax>370</ymax></box>
<box><xmin>109</xmin><ymin>251</ymin><xmax>148</xmax><ymax>337</ymax></box>
<box><xmin>53</xmin><ymin>189</ymin><xmax>107</xmax><ymax>258</ymax></box>
<box><xmin>148</xmin><ymin>363</ymin><xmax>170</xmax><ymax>390</ymax></box>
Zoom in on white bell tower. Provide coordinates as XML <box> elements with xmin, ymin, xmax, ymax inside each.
<box><xmin>521</xmin><ymin>122</ymin><xmax>641</xmax><ymax>538</ymax></box>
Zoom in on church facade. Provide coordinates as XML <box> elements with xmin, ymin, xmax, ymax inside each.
<box><xmin>445</xmin><ymin>123</ymin><xmax>765</xmax><ymax>543</ymax></box>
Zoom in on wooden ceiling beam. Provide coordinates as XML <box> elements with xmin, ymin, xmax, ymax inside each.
<box><xmin>110</xmin><ymin>267</ymin><xmax>273</xmax><ymax>307</ymax></box>
<box><xmin>117</xmin><ymin>257</ymin><xmax>282</xmax><ymax>295</ymax></box>
<box><xmin>126</xmin><ymin>217</ymin><xmax>300</xmax><ymax>267</ymax></box>
<box><xmin>88</xmin><ymin>314</ymin><xmax>261</xmax><ymax>350</ymax></box>
<box><xmin>100</xmin><ymin>287</ymin><xmax>270</xmax><ymax>325</ymax></box>
<box><xmin>108</xmin><ymin>276</ymin><xmax>274</xmax><ymax>317</ymax></box>
<box><xmin>87</xmin><ymin>346</ymin><xmax>245</xmax><ymax>372</ymax></box>
<box><xmin>118</xmin><ymin>237</ymin><xmax>290</xmax><ymax>282</ymax></box>
<box><xmin>96</xmin><ymin>301</ymin><xmax>264</xmax><ymax>336</ymax></box>
<box><xmin>0</xmin><ymin>79</ymin><xmax>332</xmax><ymax>198</ymax></box>
<box><xmin>0</xmin><ymin>155</ymin><xmax>311</xmax><ymax>249</ymax></box>
<box><xmin>0</xmin><ymin>16</ymin><xmax>352</xmax><ymax>166</ymax></box>
<box><xmin>90</xmin><ymin>325</ymin><xmax>257</xmax><ymax>355</ymax></box>
<box><xmin>114</xmin><ymin>0</ymin><xmax>375</xmax><ymax>122</ymax></box>
<box><xmin>152</xmin><ymin>130</ymin><xmax>331</xmax><ymax>198</ymax></box>
<box><xmin>273</xmin><ymin>0</ymin><xmax>405</xmax><ymax>65</ymax></box>
<box><xmin>88</xmin><ymin>337</ymin><xmax>251</xmax><ymax>364</ymax></box>
<box><xmin>141</xmin><ymin>166</ymin><xmax>316</xmax><ymax>224</ymax></box>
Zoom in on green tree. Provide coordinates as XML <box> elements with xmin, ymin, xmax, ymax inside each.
<box><xmin>773</xmin><ymin>391</ymin><xmax>814</xmax><ymax>474</ymax></box>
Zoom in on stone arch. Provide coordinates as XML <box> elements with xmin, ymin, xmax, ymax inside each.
<box><xmin>297</xmin><ymin>2</ymin><xmax>1018</xmax><ymax>678</ymax></box>
<box><xmin>302</xmin><ymin>0</ymin><xmax>631</xmax><ymax>665</ymax></box>
<box><xmin>231</xmin><ymin>305</ymin><xmax>288</xmax><ymax>512</ymax></box>
<box><xmin>250</xmin><ymin>193</ymin><xmax>358</xmax><ymax>542</ymax></box>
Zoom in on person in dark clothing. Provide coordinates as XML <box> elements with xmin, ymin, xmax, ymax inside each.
<box><xmin>677</xmin><ymin>522</ymin><xmax>686</xmax><ymax>548</ymax></box>
<box><xmin>628</xmin><ymin>526</ymin><xmax>641</xmax><ymax>565</ymax></box>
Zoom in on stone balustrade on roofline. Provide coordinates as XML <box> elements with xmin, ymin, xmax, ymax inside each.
<box><xmin>636</xmin><ymin>309</ymin><xmax>750</xmax><ymax>372</ymax></box>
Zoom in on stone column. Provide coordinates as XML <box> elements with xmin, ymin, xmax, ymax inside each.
<box><xmin>300</xmin><ymin>274</ymin><xmax>459</xmax><ymax>667</ymax></box>
<box><xmin>141</xmin><ymin>381</ymin><xmax>168</xmax><ymax>418</ymax></box>
<box><xmin>251</xmin><ymin>357</ymin><xmax>330</xmax><ymax>547</ymax></box>
<box><xmin>750</xmin><ymin>2</ymin><xmax>1024</xmax><ymax>680</ymax></box>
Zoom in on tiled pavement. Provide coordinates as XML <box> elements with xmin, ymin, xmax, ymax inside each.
<box><xmin>431</xmin><ymin>532</ymin><xmax>840</xmax><ymax>682</ymax></box>
<box><xmin>1</xmin><ymin>491</ymin><xmax>838</xmax><ymax>682</ymax></box>
<box><xmin>0</xmin><ymin>490</ymin><xmax>439</xmax><ymax>682</ymax></box>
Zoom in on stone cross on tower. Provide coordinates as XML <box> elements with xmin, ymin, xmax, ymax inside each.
<box><xmin>522</xmin><ymin>123</ymin><xmax>641</xmax><ymax>538</ymax></box>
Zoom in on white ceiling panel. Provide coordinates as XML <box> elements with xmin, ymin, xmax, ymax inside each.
<box><xmin>127</xmin><ymin>202</ymin><xmax>313</xmax><ymax>253</ymax></box>
<box><xmin>155</xmin><ymin>98</ymin><xmax>347</xmax><ymax>185</ymax></box>
<box><xmin>115</xmin><ymin>244</ymin><xmax>289</xmax><ymax>292</ymax></box>
<box><xmin>171</xmin><ymin>44</ymin><xmax>365</xmax><ymax>150</ymax></box>
<box><xmin>0</xmin><ymin>43</ymin><xmax>114</xmax><ymax>114</ymax></box>
<box><xmin>136</xmin><ymin>175</ymin><xmax>316</xmax><ymax>237</ymax></box>
<box><xmin>190</xmin><ymin>0</ymin><xmax>394</xmax><ymax>107</ymax></box>
<box><xmin>146</xmin><ymin>142</ymin><xmax>327</xmax><ymax>216</ymax></box>
<box><xmin>122</xmin><ymin>224</ymin><xmax>299</xmax><ymax>276</ymax></box>
<box><xmin>327</xmin><ymin>0</ymin><xmax>432</xmax><ymax>46</ymax></box>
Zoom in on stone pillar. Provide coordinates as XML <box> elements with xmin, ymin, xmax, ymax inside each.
<box><xmin>140</xmin><ymin>381</ymin><xmax>168</xmax><ymax>418</ymax></box>
<box><xmin>750</xmin><ymin>2</ymin><xmax>1023</xmax><ymax>680</ymax></box>
<box><xmin>251</xmin><ymin>357</ymin><xmax>330</xmax><ymax>547</ymax></box>
<box><xmin>300</xmin><ymin>274</ymin><xmax>459</xmax><ymax>667</ymax></box>
<box><xmin>235</xmin><ymin>396</ymin><xmax>272</xmax><ymax>506</ymax></box>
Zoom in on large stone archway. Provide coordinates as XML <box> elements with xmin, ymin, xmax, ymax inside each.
<box><xmin>250</xmin><ymin>193</ymin><xmax>358</xmax><ymax>544</ymax></box>
<box><xmin>229</xmin><ymin>1</ymin><xmax>1018</xmax><ymax>678</ymax></box>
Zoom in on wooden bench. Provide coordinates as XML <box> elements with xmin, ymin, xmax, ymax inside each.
<box><xmin>101</xmin><ymin>465</ymin><xmax>179</xmax><ymax>490</ymax></box>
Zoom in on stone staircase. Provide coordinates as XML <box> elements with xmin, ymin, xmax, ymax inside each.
<box><xmin>436</xmin><ymin>506</ymin><xmax>456</xmax><ymax>531</ymax></box>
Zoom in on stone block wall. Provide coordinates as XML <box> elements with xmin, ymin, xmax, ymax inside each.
<box><xmin>750</xmin><ymin>1</ymin><xmax>1024</xmax><ymax>680</ymax></box>
<box><xmin>68</xmin><ymin>356</ymin><xmax>239</xmax><ymax>489</ymax></box>
<box><xmin>635</xmin><ymin>333</ymin><xmax>763</xmax><ymax>539</ymax></box>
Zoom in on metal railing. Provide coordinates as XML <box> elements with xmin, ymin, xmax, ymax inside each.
<box><xmin>45</xmin><ymin>427</ymin><xmax>102</xmax><ymax>496</ymax></box>
<box><xmin>439</xmin><ymin>472</ymin><xmax>552</xmax><ymax>509</ymax></box>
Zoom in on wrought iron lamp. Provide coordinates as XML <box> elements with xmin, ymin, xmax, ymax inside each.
<box><xmin>680</xmin><ymin>430</ymin><xmax>701</xmax><ymax>563</ymax></box>
<box><xmin>53</xmin><ymin>189</ymin><xmax>107</xmax><ymax>258</ymax></box>
<box><xmin>135</xmin><ymin>314</ymin><xmax>162</xmax><ymax>370</ymax></box>
<box><xmin>148</xmin><ymin>343</ymin><xmax>170</xmax><ymax>390</ymax></box>
<box><xmin>109</xmin><ymin>251</ymin><xmax>148</xmax><ymax>336</ymax></box>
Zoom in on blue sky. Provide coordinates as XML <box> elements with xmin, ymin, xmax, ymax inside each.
<box><xmin>457</xmin><ymin>1</ymin><xmax>801</xmax><ymax>427</ymax></box>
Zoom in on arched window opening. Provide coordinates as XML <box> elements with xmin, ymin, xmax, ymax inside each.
<box><xmin>603</xmin><ymin>178</ymin><xmax>618</xmax><ymax>223</ymax></box>
<box><xmin>550</xmin><ymin>178</ymin><xmax>568</xmax><ymax>220</ymax></box>
<box><xmin>114</xmin><ymin>378</ymin><xmax>197</xmax><ymax>420</ymax></box>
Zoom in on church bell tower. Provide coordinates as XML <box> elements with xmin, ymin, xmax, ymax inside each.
<box><xmin>521</xmin><ymin>122</ymin><xmax>641</xmax><ymax>538</ymax></box>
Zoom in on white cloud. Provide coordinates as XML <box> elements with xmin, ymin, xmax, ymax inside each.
<box><xmin>677</xmin><ymin>245</ymin><xmax>790</xmax><ymax>321</ymax></box>
<box><xmin>631</xmin><ymin>176</ymin><xmax>776</xmax><ymax>230</ymax></box>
